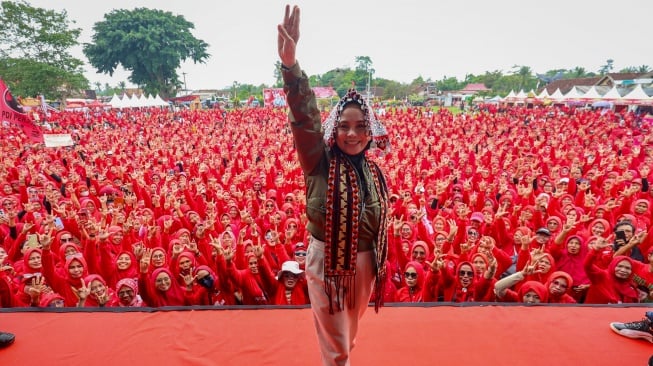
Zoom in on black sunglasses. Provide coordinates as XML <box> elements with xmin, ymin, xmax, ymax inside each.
<box><xmin>404</xmin><ymin>272</ymin><xmax>418</xmax><ymax>279</ymax></box>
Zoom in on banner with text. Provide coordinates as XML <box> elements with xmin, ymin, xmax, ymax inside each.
<box><xmin>0</xmin><ymin>79</ymin><xmax>43</xmax><ymax>143</ymax></box>
<box><xmin>43</xmin><ymin>134</ymin><xmax>74</xmax><ymax>147</ymax></box>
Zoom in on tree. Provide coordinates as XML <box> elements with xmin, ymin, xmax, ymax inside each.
<box><xmin>598</xmin><ymin>59</ymin><xmax>614</xmax><ymax>75</ymax></box>
<box><xmin>619</xmin><ymin>65</ymin><xmax>651</xmax><ymax>73</ymax></box>
<box><xmin>0</xmin><ymin>1</ymin><xmax>88</xmax><ymax>99</ymax></box>
<box><xmin>475</xmin><ymin>70</ymin><xmax>504</xmax><ymax>89</ymax></box>
<box><xmin>354</xmin><ymin>56</ymin><xmax>372</xmax><ymax>71</ymax></box>
<box><xmin>511</xmin><ymin>65</ymin><xmax>535</xmax><ymax>91</ymax></box>
<box><xmin>83</xmin><ymin>8</ymin><xmax>209</xmax><ymax>98</ymax></box>
<box><xmin>436</xmin><ymin>76</ymin><xmax>462</xmax><ymax>92</ymax></box>
<box><xmin>273</xmin><ymin>61</ymin><xmax>283</xmax><ymax>87</ymax></box>
<box><xmin>569</xmin><ymin>67</ymin><xmax>589</xmax><ymax>78</ymax></box>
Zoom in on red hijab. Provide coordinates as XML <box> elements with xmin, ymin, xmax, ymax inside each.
<box><xmin>148</xmin><ymin>268</ymin><xmax>187</xmax><ymax>307</ymax></box>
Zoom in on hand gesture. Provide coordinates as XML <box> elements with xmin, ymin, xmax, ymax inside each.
<box><xmin>393</xmin><ymin>215</ymin><xmax>404</xmax><ymax>233</ymax></box>
<box><xmin>28</xmin><ymin>275</ymin><xmax>47</xmax><ymax>300</ymax></box>
<box><xmin>488</xmin><ymin>256</ymin><xmax>498</xmax><ymax>272</ymax></box>
<box><xmin>209</xmin><ymin>235</ymin><xmax>225</xmax><ymax>256</ymax></box>
<box><xmin>95</xmin><ymin>290</ymin><xmax>110</xmax><ymax>306</ymax></box>
<box><xmin>447</xmin><ymin>219</ymin><xmax>458</xmax><ymax>237</ymax></box>
<box><xmin>426</xmin><ymin>254</ymin><xmax>445</xmax><ymax>272</ymax></box>
<box><xmin>172</xmin><ymin>241</ymin><xmax>184</xmax><ymax>257</ymax></box>
<box><xmin>98</xmin><ymin>227</ymin><xmax>110</xmax><ymax>241</ymax></box>
<box><xmin>253</xmin><ymin>244</ymin><xmax>265</xmax><ymax>259</ymax></box>
<box><xmin>132</xmin><ymin>242</ymin><xmax>144</xmax><ymax>259</ymax></box>
<box><xmin>73</xmin><ymin>278</ymin><xmax>90</xmax><ymax>303</ymax></box>
<box><xmin>140</xmin><ymin>248</ymin><xmax>152</xmax><ymax>273</ymax></box>
<box><xmin>277</xmin><ymin>5</ymin><xmax>300</xmax><ymax>67</ymax></box>
<box><xmin>181</xmin><ymin>273</ymin><xmax>196</xmax><ymax>288</ymax></box>
<box><xmin>187</xmin><ymin>241</ymin><xmax>199</xmax><ymax>255</ymax></box>
<box><xmin>521</xmin><ymin>262</ymin><xmax>537</xmax><ymax>275</ymax></box>
<box><xmin>38</xmin><ymin>233</ymin><xmax>53</xmax><ymax>251</ymax></box>
<box><xmin>590</xmin><ymin>236</ymin><xmax>611</xmax><ymax>251</ymax></box>
<box><xmin>223</xmin><ymin>246</ymin><xmax>235</xmax><ymax>262</ymax></box>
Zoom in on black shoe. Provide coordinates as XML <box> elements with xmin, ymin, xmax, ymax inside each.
<box><xmin>0</xmin><ymin>332</ymin><xmax>15</xmax><ymax>348</ymax></box>
<box><xmin>610</xmin><ymin>316</ymin><xmax>653</xmax><ymax>343</ymax></box>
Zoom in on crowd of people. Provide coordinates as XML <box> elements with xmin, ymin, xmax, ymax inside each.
<box><xmin>0</xmin><ymin>101</ymin><xmax>652</xmax><ymax>309</ymax></box>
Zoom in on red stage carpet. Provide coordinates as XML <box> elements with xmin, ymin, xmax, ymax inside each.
<box><xmin>1</xmin><ymin>304</ymin><xmax>651</xmax><ymax>365</ymax></box>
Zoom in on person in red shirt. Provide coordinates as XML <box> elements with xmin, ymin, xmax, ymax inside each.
<box><xmin>584</xmin><ymin>238</ymin><xmax>639</xmax><ymax>304</ymax></box>
<box><xmin>395</xmin><ymin>261</ymin><xmax>426</xmax><ymax>303</ymax></box>
<box><xmin>268</xmin><ymin>260</ymin><xmax>309</xmax><ymax>305</ymax></box>
<box><xmin>544</xmin><ymin>271</ymin><xmax>576</xmax><ymax>304</ymax></box>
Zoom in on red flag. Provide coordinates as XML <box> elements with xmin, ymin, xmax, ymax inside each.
<box><xmin>0</xmin><ymin>79</ymin><xmax>43</xmax><ymax>143</ymax></box>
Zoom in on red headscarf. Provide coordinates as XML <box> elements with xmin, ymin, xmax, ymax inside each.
<box><xmin>517</xmin><ymin>281</ymin><xmax>548</xmax><ymax>303</ymax></box>
<box><xmin>544</xmin><ymin>271</ymin><xmax>576</xmax><ymax>303</ymax></box>
<box><xmin>148</xmin><ymin>268</ymin><xmax>187</xmax><ymax>307</ymax></box>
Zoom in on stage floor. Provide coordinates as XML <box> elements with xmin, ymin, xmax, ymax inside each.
<box><xmin>1</xmin><ymin>304</ymin><xmax>651</xmax><ymax>365</ymax></box>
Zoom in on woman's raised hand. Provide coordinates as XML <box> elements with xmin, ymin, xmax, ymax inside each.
<box><xmin>277</xmin><ymin>5</ymin><xmax>300</xmax><ymax>68</ymax></box>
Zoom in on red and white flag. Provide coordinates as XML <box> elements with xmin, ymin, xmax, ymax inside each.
<box><xmin>0</xmin><ymin>78</ymin><xmax>43</xmax><ymax>143</ymax></box>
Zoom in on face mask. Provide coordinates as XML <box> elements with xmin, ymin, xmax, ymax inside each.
<box><xmin>80</xmin><ymin>191</ymin><xmax>89</xmax><ymax>197</ymax></box>
<box><xmin>197</xmin><ymin>275</ymin><xmax>214</xmax><ymax>289</ymax></box>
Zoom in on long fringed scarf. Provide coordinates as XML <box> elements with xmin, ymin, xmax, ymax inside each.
<box><xmin>324</xmin><ymin>152</ymin><xmax>388</xmax><ymax>314</ymax></box>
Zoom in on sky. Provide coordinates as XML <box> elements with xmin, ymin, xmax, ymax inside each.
<box><xmin>26</xmin><ymin>0</ymin><xmax>653</xmax><ymax>91</ymax></box>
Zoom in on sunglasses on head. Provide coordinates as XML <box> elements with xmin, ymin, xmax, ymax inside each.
<box><xmin>404</xmin><ymin>272</ymin><xmax>418</xmax><ymax>279</ymax></box>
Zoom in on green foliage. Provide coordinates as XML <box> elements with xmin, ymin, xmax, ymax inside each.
<box><xmin>273</xmin><ymin>61</ymin><xmax>283</xmax><ymax>88</ymax></box>
<box><xmin>598</xmin><ymin>59</ymin><xmax>614</xmax><ymax>75</ymax></box>
<box><xmin>436</xmin><ymin>76</ymin><xmax>463</xmax><ymax>92</ymax></box>
<box><xmin>83</xmin><ymin>7</ymin><xmax>209</xmax><ymax>98</ymax></box>
<box><xmin>619</xmin><ymin>65</ymin><xmax>651</xmax><ymax>73</ymax></box>
<box><xmin>0</xmin><ymin>0</ymin><xmax>88</xmax><ymax>99</ymax></box>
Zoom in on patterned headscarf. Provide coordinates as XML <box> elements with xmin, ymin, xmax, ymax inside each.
<box><xmin>322</xmin><ymin>89</ymin><xmax>390</xmax><ymax>153</ymax></box>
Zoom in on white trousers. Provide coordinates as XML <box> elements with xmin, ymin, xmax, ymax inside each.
<box><xmin>306</xmin><ymin>236</ymin><xmax>375</xmax><ymax>366</ymax></box>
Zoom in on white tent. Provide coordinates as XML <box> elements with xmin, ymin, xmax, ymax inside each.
<box><xmin>579</xmin><ymin>86</ymin><xmax>603</xmax><ymax>101</ymax></box>
<box><xmin>515</xmin><ymin>89</ymin><xmax>528</xmax><ymax>100</ymax></box>
<box><xmin>563</xmin><ymin>86</ymin><xmax>584</xmax><ymax>101</ymax></box>
<box><xmin>154</xmin><ymin>94</ymin><xmax>169</xmax><ymax>107</ymax></box>
<box><xmin>135</xmin><ymin>94</ymin><xmax>148</xmax><ymax>108</ymax></box>
<box><xmin>601</xmin><ymin>86</ymin><xmax>623</xmax><ymax>100</ymax></box>
<box><xmin>127</xmin><ymin>94</ymin><xmax>140</xmax><ymax>108</ymax></box>
<box><xmin>548</xmin><ymin>88</ymin><xmax>565</xmax><ymax>101</ymax></box>
<box><xmin>536</xmin><ymin>88</ymin><xmax>549</xmax><ymax>99</ymax></box>
<box><xmin>502</xmin><ymin>90</ymin><xmax>516</xmax><ymax>102</ymax></box>
<box><xmin>144</xmin><ymin>94</ymin><xmax>155</xmax><ymax>106</ymax></box>
<box><xmin>108</xmin><ymin>94</ymin><xmax>124</xmax><ymax>108</ymax></box>
<box><xmin>621</xmin><ymin>84</ymin><xmax>653</xmax><ymax>105</ymax></box>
